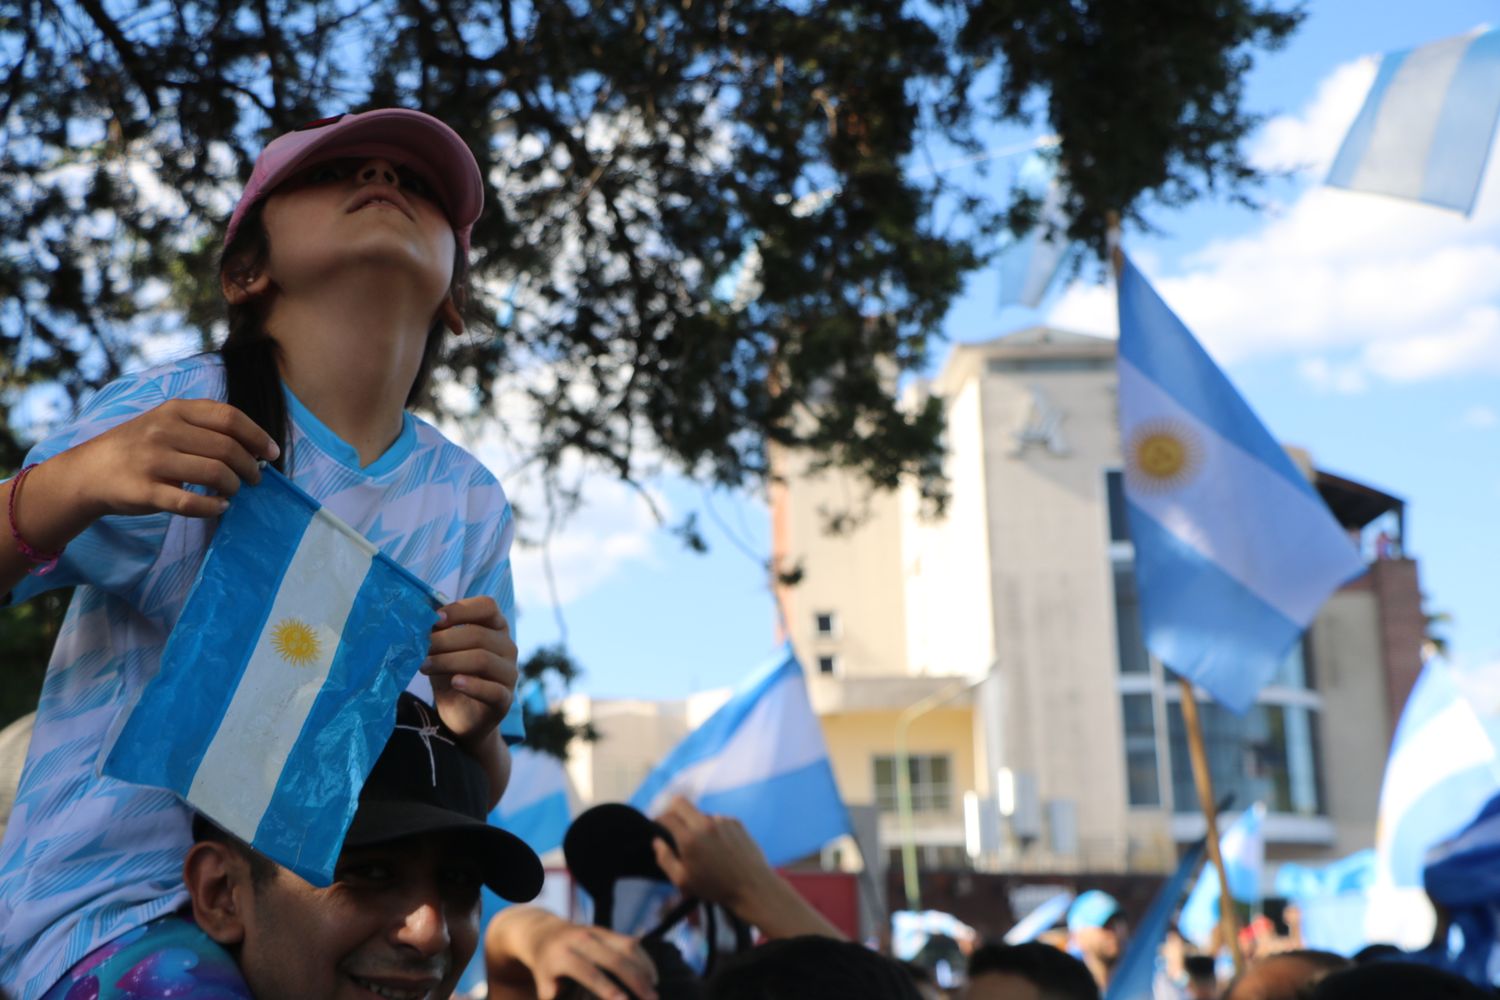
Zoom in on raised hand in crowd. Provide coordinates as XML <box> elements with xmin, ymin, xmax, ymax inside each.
<box><xmin>651</xmin><ymin>796</ymin><xmax>845</xmax><ymax>941</ymax></box>
<box><xmin>485</xmin><ymin>905</ymin><xmax>660</xmax><ymax>1000</ymax></box>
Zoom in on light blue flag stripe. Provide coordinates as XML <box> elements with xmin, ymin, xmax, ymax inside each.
<box><xmin>1117</xmin><ymin>258</ymin><xmax>1311</xmax><ymax>495</ymax></box>
<box><xmin>253</xmin><ymin>555</ymin><xmax>438</xmax><ymax>882</ymax></box>
<box><xmin>1127</xmin><ymin>507</ymin><xmax>1301</xmax><ymax>714</ymax></box>
<box><xmin>103</xmin><ymin>478</ymin><xmax>318</xmax><ymax>796</ymax></box>
<box><xmin>1104</xmin><ymin>838</ymin><xmax>1206</xmax><ymax>1000</ymax></box>
<box><xmin>697</xmin><ymin>758</ymin><xmax>849</xmax><ymax>866</ymax></box>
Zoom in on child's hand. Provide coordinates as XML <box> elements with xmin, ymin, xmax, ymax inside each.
<box><xmin>422</xmin><ymin>595</ymin><xmax>518</xmax><ymax>746</ymax></box>
<box><xmin>64</xmin><ymin>399</ymin><xmax>279</xmax><ymax>519</ymax></box>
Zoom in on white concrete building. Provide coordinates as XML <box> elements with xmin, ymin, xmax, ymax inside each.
<box><xmin>775</xmin><ymin>326</ymin><xmax>1423</xmax><ymax>877</ymax></box>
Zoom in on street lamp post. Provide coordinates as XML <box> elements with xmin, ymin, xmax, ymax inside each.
<box><xmin>894</xmin><ymin>671</ymin><xmax>993</xmax><ymax>910</ymax></box>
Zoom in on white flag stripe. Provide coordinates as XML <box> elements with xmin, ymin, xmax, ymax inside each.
<box><xmin>502</xmin><ymin>749</ymin><xmax>574</xmax><ymax>813</ymax></box>
<box><xmin>1375</xmin><ymin>700</ymin><xmax>1495</xmax><ymax>859</ymax></box>
<box><xmin>645</xmin><ymin>673</ymin><xmax>827</xmax><ymax>815</ymax></box>
<box><xmin>187</xmin><ymin>510</ymin><xmax>374</xmax><ymax>834</ymax></box>
<box><xmin>1119</xmin><ymin>358</ymin><xmax>1354</xmax><ymax>625</ymax></box>
<box><xmin>1350</xmin><ymin>33</ymin><xmax>1475</xmax><ymax>196</ymax></box>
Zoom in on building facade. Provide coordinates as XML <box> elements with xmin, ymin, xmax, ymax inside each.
<box><xmin>775</xmin><ymin>326</ymin><xmax>1423</xmax><ymax>881</ymax></box>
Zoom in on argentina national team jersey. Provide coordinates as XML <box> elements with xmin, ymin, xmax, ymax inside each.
<box><xmin>0</xmin><ymin>355</ymin><xmax>517</xmax><ymax>997</ymax></box>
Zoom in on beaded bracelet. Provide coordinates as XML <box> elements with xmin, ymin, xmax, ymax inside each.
<box><xmin>8</xmin><ymin>463</ymin><xmax>62</xmax><ymax>575</ymax></box>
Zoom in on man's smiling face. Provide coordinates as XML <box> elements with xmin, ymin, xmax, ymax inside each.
<box><xmin>234</xmin><ymin>832</ymin><xmax>483</xmax><ymax>1000</ymax></box>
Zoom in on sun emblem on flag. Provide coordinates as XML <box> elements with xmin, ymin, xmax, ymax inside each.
<box><xmin>1126</xmin><ymin>419</ymin><xmax>1203</xmax><ymax>493</ymax></box>
<box><xmin>270</xmin><ymin>618</ymin><xmax>321</xmax><ymax>666</ymax></box>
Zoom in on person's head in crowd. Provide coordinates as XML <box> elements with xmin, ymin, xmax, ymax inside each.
<box><xmin>1221</xmin><ymin>950</ymin><xmax>1351</xmax><ymax>1000</ymax></box>
<box><xmin>1309</xmin><ymin>962</ymin><xmax>1494</xmax><ymax>1000</ymax></box>
<box><xmin>182</xmin><ymin>693</ymin><xmax>543</xmax><ymax>1000</ymax></box>
<box><xmin>1183</xmin><ymin>954</ymin><xmax>1218</xmax><ymax>1000</ymax></box>
<box><xmin>705</xmin><ymin>936</ymin><xmax>923</xmax><ymax>1000</ymax></box>
<box><xmin>963</xmin><ymin>942</ymin><xmax>1099</xmax><ymax>1000</ymax></box>
<box><xmin>1066</xmin><ymin>891</ymin><xmax>1125</xmax><ymax>987</ymax></box>
<box><xmin>900</xmin><ymin>959</ymin><xmax>946</xmax><ymax>1000</ymax></box>
<box><xmin>1350</xmin><ymin>942</ymin><xmax>1403</xmax><ymax>965</ymax></box>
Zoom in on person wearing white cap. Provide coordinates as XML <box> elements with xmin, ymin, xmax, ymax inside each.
<box><xmin>1067</xmin><ymin>890</ymin><xmax>1127</xmax><ymax>992</ymax></box>
<box><xmin>0</xmin><ymin>110</ymin><xmax>522</xmax><ymax>998</ymax></box>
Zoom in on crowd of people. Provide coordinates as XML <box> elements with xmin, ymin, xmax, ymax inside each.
<box><xmin>0</xmin><ymin>96</ymin><xmax>1492</xmax><ymax>1000</ymax></box>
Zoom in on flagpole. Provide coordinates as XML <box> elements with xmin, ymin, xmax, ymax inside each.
<box><xmin>1107</xmin><ymin>212</ymin><xmax>1244</xmax><ymax>974</ymax></box>
<box><xmin>1177</xmin><ymin>676</ymin><xmax>1246</xmax><ymax>973</ymax></box>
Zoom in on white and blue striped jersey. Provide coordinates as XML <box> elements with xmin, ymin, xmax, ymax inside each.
<box><xmin>0</xmin><ymin>354</ymin><xmax>517</xmax><ymax>997</ymax></box>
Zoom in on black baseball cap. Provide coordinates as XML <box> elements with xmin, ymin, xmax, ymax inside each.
<box><xmin>344</xmin><ymin>692</ymin><xmax>544</xmax><ymax>903</ymax></box>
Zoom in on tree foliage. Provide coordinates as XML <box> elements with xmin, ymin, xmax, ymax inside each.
<box><xmin>1</xmin><ymin>0</ymin><xmax>1303</xmax><ymax>722</ymax></box>
<box><xmin>955</xmin><ymin>0</ymin><xmax>1304</xmax><ymax>254</ymax></box>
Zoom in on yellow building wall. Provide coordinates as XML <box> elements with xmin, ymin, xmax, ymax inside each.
<box><xmin>821</xmin><ymin>707</ymin><xmax>977</xmax><ymax>809</ymax></box>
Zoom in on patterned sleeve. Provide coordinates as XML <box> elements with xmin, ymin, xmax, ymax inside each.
<box><xmin>8</xmin><ymin>369</ymin><xmax>173</xmax><ymax>606</ymax></box>
<box><xmin>463</xmin><ymin>479</ymin><xmax>524</xmax><ymax>745</ymax></box>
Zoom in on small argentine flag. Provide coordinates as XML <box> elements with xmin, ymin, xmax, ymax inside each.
<box><xmin>1117</xmin><ymin>256</ymin><xmax>1365</xmax><ymax>713</ymax></box>
<box><xmin>631</xmin><ymin>649</ymin><xmax>851</xmax><ymax>866</ymax></box>
<box><xmin>1328</xmin><ymin>27</ymin><xmax>1500</xmax><ymax>215</ymax></box>
<box><xmin>103</xmin><ymin>467</ymin><xmax>441</xmax><ymax>885</ymax></box>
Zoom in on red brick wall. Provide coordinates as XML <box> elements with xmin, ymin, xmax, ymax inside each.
<box><xmin>1366</xmin><ymin>557</ymin><xmax>1425</xmax><ymax>743</ymax></box>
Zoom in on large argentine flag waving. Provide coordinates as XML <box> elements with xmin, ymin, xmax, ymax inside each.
<box><xmin>104</xmin><ymin>467</ymin><xmax>441</xmax><ymax>885</ymax></box>
<box><xmin>1117</xmin><ymin>256</ymin><xmax>1365</xmax><ymax>713</ymax></box>
<box><xmin>631</xmin><ymin>650</ymin><xmax>851</xmax><ymax>865</ymax></box>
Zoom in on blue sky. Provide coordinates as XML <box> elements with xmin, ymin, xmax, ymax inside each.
<box><xmin>489</xmin><ymin>1</ymin><xmax>1500</xmax><ymax>702</ymax></box>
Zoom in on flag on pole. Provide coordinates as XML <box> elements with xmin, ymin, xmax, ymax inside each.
<box><xmin>1178</xmin><ymin>803</ymin><xmax>1266</xmax><ymax>948</ymax></box>
<box><xmin>103</xmin><ymin>466</ymin><xmax>441</xmax><ymax>885</ymax></box>
<box><xmin>998</xmin><ymin>156</ymin><xmax>1073</xmax><ymax>308</ymax></box>
<box><xmin>1327</xmin><ymin>28</ymin><xmax>1500</xmax><ymax>215</ymax></box>
<box><xmin>1103</xmin><ymin>837</ymin><xmax>1207</xmax><ymax>1000</ymax></box>
<box><xmin>631</xmin><ymin>649</ymin><xmax>851</xmax><ymax>866</ymax></box>
<box><xmin>1373</xmin><ymin>659</ymin><xmax>1500</xmax><ymax>890</ymax></box>
<box><xmin>1116</xmin><ymin>256</ymin><xmax>1366</xmax><ymax>713</ymax></box>
<box><xmin>496</xmin><ymin>746</ymin><xmax>577</xmax><ymax>858</ymax></box>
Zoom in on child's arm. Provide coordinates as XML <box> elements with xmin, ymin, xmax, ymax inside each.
<box><xmin>1</xmin><ymin>399</ymin><xmax>278</xmax><ymax>600</ymax></box>
<box><xmin>423</xmin><ymin>594</ymin><xmax>519</xmax><ymax>806</ymax></box>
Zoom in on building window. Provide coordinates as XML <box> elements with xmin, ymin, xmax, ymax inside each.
<box><xmin>1112</xmin><ymin>564</ymin><xmax>1150</xmax><ymax>675</ymax></box>
<box><xmin>814</xmin><ymin>611</ymin><xmax>838</xmax><ymax>638</ymax></box>
<box><xmin>1121</xmin><ymin>693</ymin><xmax>1162</xmax><ymax>807</ymax></box>
<box><xmin>873</xmin><ymin>754</ymin><xmax>953</xmax><ymax>813</ymax></box>
<box><xmin>1165</xmin><ymin>697</ymin><xmax>1323</xmax><ymax>817</ymax></box>
<box><xmin>1106</xmin><ymin>470</ymin><xmax>1131</xmax><ymax>543</ymax></box>
<box><xmin>817</xmin><ymin>654</ymin><xmax>837</xmax><ymax>675</ymax></box>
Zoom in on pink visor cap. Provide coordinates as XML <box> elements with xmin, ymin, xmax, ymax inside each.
<box><xmin>224</xmin><ymin>108</ymin><xmax>484</xmax><ymax>253</ymax></box>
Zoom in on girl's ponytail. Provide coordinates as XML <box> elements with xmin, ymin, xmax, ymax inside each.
<box><xmin>217</xmin><ymin>201</ymin><xmax>290</xmax><ymax>473</ymax></box>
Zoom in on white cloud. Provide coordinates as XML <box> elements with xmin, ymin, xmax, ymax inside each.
<box><xmin>1297</xmin><ymin>357</ymin><xmax>1368</xmax><ymax>395</ymax></box>
<box><xmin>1461</xmin><ymin>404</ymin><xmax>1499</xmax><ymax>429</ymax></box>
<box><xmin>432</xmin><ymin>378</ymin><xmax>671</xmax><ymax>609</ymax></box>
<box><xmin>1248</xmin><ymin>57</ymin><xmax>1377</xmax><ymax>174</ymax></box>
<box><xmin>1044</xmin><ymin>57</ymin><xmax>1500</xmax><ymax>390</ymax></box>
